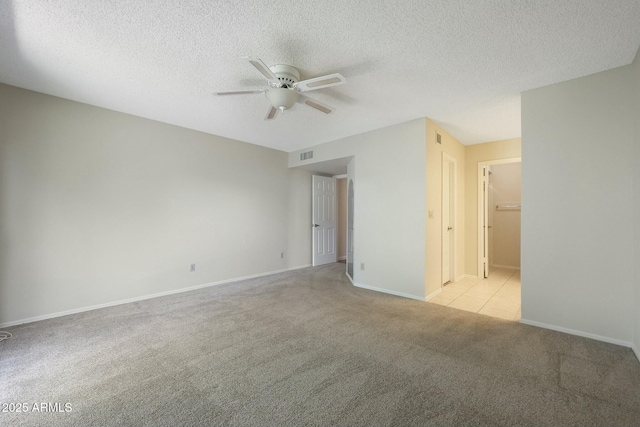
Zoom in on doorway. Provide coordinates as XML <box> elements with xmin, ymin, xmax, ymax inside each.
<box><xmin>430</xmin><ymin>157</ymin><xmax>521</xmax><ymax>321</ymax></box>
<box><xmin>477</xmin><ymin>158</ymin><xmax>521</xmax><ymax>278</ymax></box>
<box><xmin>295</xmin><ymin>156</ymin><xmax>353</xmax><ymax>278</ymax></box>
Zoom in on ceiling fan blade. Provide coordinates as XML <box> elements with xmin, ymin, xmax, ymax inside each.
<box><xmin>244</xmin><ymin>57</ymin><xmax>280</xmax><ymax>85</ymax></box>
<box><xmin>215</xmin><ymin>89</ymin><xmax>265</xmax><ymax>96</ymax></box>
<box><xmin>300</xmin><ymin>95</ymin><xmax>334</xmax><ymax>114</ymax></box>
<box><xmin>294</xmin><ymin>73</ymin><xmax>346</xmax><ymax>92</ymax></box>
<box><xmin>264</xmin><ymin>105</ymin><xmax>279</xmax><ymax>121</ymax></box>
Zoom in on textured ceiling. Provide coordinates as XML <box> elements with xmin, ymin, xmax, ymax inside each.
<box><xmin>1</xmin><ymin>1</ymin><xmax>640</xmax><ymax>152</ymax></box>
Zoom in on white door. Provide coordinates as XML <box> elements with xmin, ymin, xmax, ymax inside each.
<box><xmin>312</xmin><ymin>175</ymin><xmax>337</xmax><ymax>266</ymax></box>
<box><xmin>482</xmin><ymin>166</ymin><xmax>490</xmax><ymax>278</ymax></box>
<box><xmin>442</xmin><ymin>158</ymin><xmax>453</xmax><ymax>284</ymax></box>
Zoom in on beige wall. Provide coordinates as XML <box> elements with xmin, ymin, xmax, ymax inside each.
<box><xmin>489</xmin><ymin>162</ymin><xmax>521</xmax><ymax>268</ymax></box>
<box><xmin>0</xmin><ymin>83</ymin><xmax>311</xmax><ymax>326</ymax></box>
<box><xmin>464</xmin><ymin>138</ymin><xmax>521</xmax><ymax>277</ymax></box>
<box><xmin>425</xmin><ymin>119</ymin><xmax>465</xmax><ymax>297</ymax></box>
<box><xmin>336</xmin><ymin>178</ymin><xmax>347</xmax><ymax>260</ymax></box>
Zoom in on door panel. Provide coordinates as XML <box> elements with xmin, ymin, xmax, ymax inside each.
<box><xmin>312</xmin><ymin>176</ymin><xmax>337</xmax><ymax>266</ymax></box>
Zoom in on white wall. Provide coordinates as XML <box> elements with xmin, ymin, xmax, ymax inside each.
<box><xmin>289</xmin><ymin>119</ymin><xmax>427</xmax><ymax>300</ymax></box>
<box><xmin>287</xmin><ymin>168</ymin><xmax>313</xmax><ymax>267</ymax></box>
<box><xmin>0</xmin><ymin>84</ymin><xmax>311</xmax><ymax>326</ymax></box>
<box><xmin>521</xmin><ymin>66</ymin><xmax>634</xmax><ymax>344</ymax></box>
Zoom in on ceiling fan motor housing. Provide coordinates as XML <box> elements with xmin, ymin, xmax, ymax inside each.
<box><xmin>265</xmin><ymin>64</ymin><xmax>301</xmax><ymax>110</ymax></box>
<box><xmin>269</xmin><ymin>64</ymin><xmax>300</xmax><ymax>88</ymax></box>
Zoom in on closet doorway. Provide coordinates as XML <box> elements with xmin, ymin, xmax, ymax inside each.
<box><xmin>478</xmin><ymin>158</ymin><xmax>521</xmax><ymax>278</ymax></box>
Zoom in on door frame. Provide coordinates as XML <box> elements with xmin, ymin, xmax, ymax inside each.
<box><xmin>477</xmin><ymin>157</ymin><xmax>521</xmax><ymax>279</ymax></box>
<box><xmin>346</xmin><ymin>179</ymin><xmax>354</xmax><ymax>282</ymax></box>
<box><xmin>442</xmin><ymin>153</ymin><xmax>456</xmax><ymax>286</ymax></box>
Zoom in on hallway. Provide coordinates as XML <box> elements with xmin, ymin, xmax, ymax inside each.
<box><xmin>429</xmin><ymin>268</ymin><xmax>521</xmax><ymax>321</ymax></box>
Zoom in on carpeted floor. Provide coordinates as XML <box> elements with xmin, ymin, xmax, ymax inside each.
<box><xmin>1</xmin><ymin>263</ymin><xmax>639</xmax><ymax>426</ymax></box>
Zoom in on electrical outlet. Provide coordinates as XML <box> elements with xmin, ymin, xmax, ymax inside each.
<box><xmin>360</xmin><ymin>263</ymin><xmax>365</xmax><ymax>271</ymax></box>
<box><xmin>190</xmin><ymin>263</ymin><xmax>196</xmax><ymax>272</ymax></box>
<box><xmin>280</xmin><ymin>252</ymin><xmax>284</xmax><ymax>259</ymax></box>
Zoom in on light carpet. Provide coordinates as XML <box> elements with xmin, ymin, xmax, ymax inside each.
<box><xmin>1</xmin><ymin>263</ymin><xmax>639</xmax><ymax>426</ymax></box>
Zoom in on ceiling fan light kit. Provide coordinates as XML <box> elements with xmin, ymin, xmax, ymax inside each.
<box><xmin>266</xmin><ymin>88</ymin><xmax>299</xmax><ymax>111</ymax></box>
<box><xmin>216</xmin><ymin>57</ymin><xmax>347</xmax><ymax>120</ymax></box>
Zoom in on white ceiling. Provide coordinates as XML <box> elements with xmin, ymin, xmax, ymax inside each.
<box><xmin>1</xmin><ymin>1</ymin><xmax>639</xmax><ymax>152</ymax></box>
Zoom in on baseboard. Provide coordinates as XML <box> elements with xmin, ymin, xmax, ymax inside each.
<box><xmin>338</xmin><ymin>256</ymin><xmax>347</xmax><ymax>261</ymax></box>
<box><xmin>519</xmin><ymin>318</ymin><xmax>633</xmax><ymax>349</ymax></box>
<box><xmin>464</xmin><ymin>274</ymin><xmax>479</xmax><ymax>281</ymax></box>
<box><xmin>0</xmin><ymin>264</ymin><xmax>312</xmax><ymax>329</ymax></box>
<box><xmin>490</xmin><ymin>264</ymin><xmax>520</xmax><ymax>270</ymax></box>
<box><xmin>353</xmin><ymin>282</ymin><xmax>426</xmax><ymax>302</ymax></box>
<box><xmin>287</xmin><ymin>264</ymin><xmax>312</xmax><ymax>272</ymax></box>
<box><xmin>425</xmin><ymin>288</ymin><xmax>443</xmax><ymax>301</ymax></box>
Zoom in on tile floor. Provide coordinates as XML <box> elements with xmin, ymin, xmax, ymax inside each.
<box><xmin>428</xmin><ymin>268</ymin><xmax>521</xmax><ymax>321</ymax></box>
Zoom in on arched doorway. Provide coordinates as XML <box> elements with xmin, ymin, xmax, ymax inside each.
<box><xmin>347</xmin><ymin>179</ymin><xmax>354</xmax><ymax>280</ymax></box>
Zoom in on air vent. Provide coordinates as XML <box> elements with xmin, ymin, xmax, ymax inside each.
<box><xmin>300</xmin><ymin>151</ymin><xmax>313</xmax><ymax>161</ymax></box>
<box><xmin>436</xmin><ymin>132</ymin><xmax>442</xmax><ymax>144</ymax></box>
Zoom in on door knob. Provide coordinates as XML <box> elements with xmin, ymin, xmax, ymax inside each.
<box><xmin>313</xmin><ymin>224</ymin><xmax>320</xmax><ymax>227</ymax></box>
<box><xmin>447</xmin><ymin>226</ymin><xmax>453</xmax><ymax>231</ymax></box>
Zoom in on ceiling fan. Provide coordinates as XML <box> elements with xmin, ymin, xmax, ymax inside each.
<box><xmin>215</xmin><ymin>57</ymin><xmax>346</xmax><ymax>120</ymax></box>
